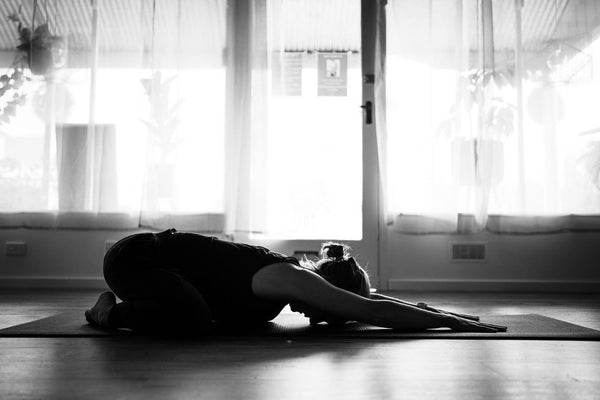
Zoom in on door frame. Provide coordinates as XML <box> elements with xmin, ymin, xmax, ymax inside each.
<box><xmin>231</xmin><ymin>0</ymin><xmax>382</xmax><ymax>289</ymax></box>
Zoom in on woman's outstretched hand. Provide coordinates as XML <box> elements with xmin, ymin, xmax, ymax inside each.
<box><xmin>448</xmin><ymin>315</ymin><xmax>508</xmax><ymax>333</ymax></box>
<box><xmin>416</xmin><ymin>302</ymin><xmax>480</xmax><ymax>321</ymax></box>
<box><xmin>367</xmin><ymin>293</ymin><xmax>506</xmax><ymax>332</ymax></box>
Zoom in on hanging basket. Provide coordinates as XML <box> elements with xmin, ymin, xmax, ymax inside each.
<box><xmin>26</xmin><ymin>44</ymin><xmax>54</xmax><ymax>75</ymax></box>
<box><xmin>16</xmin><ymin>35</ymin><xmax>66</xmax><ymax>76</ymax></box>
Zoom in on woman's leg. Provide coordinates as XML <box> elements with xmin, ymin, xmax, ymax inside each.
<box><xmin>106</xmin><ymin>267</ymin><xmax>213</xmax><ymax>336</ymax></box>
<box><xmin>88</xmin><ymin>231</ymin><xmax>213</xmax><ymax>336</ymax></box>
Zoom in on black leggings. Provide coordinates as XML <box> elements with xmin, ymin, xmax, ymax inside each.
<box><xmin>104</xmin><ymin>229</ymin><xmax>212</xmax><ymax>336</ymax></box>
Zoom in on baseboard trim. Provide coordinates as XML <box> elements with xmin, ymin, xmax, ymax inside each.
<box><xmin>388</xmin><ymin>279</ymin><xmax>600</xmax><ymax>293</ymax></box>
<box><xmin>0</xmin><ymin>277</ymin><xmax>109</xmax><ymax>290</ymax></box>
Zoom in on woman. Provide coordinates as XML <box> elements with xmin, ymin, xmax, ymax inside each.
<box><xmin>86</xmin><ymin>228</ymin><xmax>507</xmax><ymax>336</ymax></box>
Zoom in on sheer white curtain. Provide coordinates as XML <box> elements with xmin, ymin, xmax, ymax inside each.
<box><xmin>0</xmin><ymin>0</ymin><xmax>226</xmax><ymax>231</ymax></box>
<box><xmin>378</xmin><ymin>0</ymin><xmax>600</xmax><ymax>234</ymax></box>
<box><xmin>224</xmin><ymin>0</ymin><xmax>269</xmax><ymax>235</ymax></box>
<box><xmin>0</xmin><ymin>0</ymin><xmax>363</xmax><ymax>239</ymax></box>
<box><xmin>227</xmin><ymin>0</ymin><xmax>363</xmax><ymax>239</ymax></box>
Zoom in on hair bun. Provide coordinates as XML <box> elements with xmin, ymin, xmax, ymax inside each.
<box><xmin>321</xmin><ymin>242</ymin><xmax>348</xmax><ymax>260</ymax></box>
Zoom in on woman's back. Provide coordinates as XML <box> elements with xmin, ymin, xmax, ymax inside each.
<box><xmin>164</xmin><ymin>231</ymin><xmax>296</xmax><ymax>321</ymax></box>
<box><xmin>105</xmin><ymin>229</ymin><xmax>296</xmax><ymax>323</ymax></box>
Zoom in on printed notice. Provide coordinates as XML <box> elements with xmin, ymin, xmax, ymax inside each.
<box><xmin>272</xmin><ymin>52</ymin><xmax>302</xmax><ymax>96</ymax></box>
<box><xmin>318</xmin><ymin>53</ymin><xmax>347</xmax><ymax>96</ymax></box>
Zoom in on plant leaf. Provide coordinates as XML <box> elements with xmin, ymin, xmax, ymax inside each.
<box><xmin>4</xmin><ymin>103</ymin><xmax>17</xmax><ymax>116</ymax></box>
<box><xmin>8</xmin><ymin>13</ymin><xmax>21</xmax><ymax>23</ymax></box>
<box><xmin>16</xmin><ymin>94</ymin><xmax>27</xmax><ymax>106</ymax></box>
<box><xmin>34</xmin><ymin>23</ymin><xmax>51</xmax><ymax>38</ymax></box>
<box><xmin>140</xmin><ymin>79</ymin><xmax>152</xmax><ymax>96</ymax></box>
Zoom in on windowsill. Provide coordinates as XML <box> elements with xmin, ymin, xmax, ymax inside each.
<box><xmin>391</xmin><ymin>213</ymin><xmax>600</xmax><ymax>234</ymax></box>
<box><xmin>0</xmin><ymin>211</ymin><xmax>225</xmax><ymax>232</ymax></box>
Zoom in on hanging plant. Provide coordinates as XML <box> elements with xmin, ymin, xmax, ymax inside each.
<box><xmin>0</xmin><ymin>65</ymin><xmax>28</xmax><ymax>125</ymax></box>
<box><xmin>0</xmin><ymin>1</ymin><xmax>65</xmax><ymax>125</ymax></box>
<box><xmin>10</xmin><ymin>2</ymin><xmax>65</xmax><ymax>75</ymax></box>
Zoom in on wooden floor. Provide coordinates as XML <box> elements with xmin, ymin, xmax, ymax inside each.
<box><xmin>1</xmin><ymin>290</ymin><xmax>599</xmax><ymax>400</ymax></box>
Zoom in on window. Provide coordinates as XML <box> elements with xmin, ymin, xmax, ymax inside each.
<box><xmin>0</xmin><ymin>0</ymin><xmax>365</xmax><ymax>239</ymax></box>
<box><xmin>383</xmin><ymin>0</ymin><xmax>600</xmax><ymax>233</ymax></box>
<box><xmin>0</xmin><ymin>0</ymin><xmax>226</xmax><ymax>230</ymax></box>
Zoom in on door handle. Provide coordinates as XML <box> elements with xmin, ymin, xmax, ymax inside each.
<box><xmin>361</xmin><ymin>101</ymin><xmax>372</xmax><ymax>125</ymax></box>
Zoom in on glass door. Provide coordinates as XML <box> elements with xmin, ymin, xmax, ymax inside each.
<box><xmin>235</xmin><ymin>0</ymin><xmax>380</xmax><ymax>287</ymax></box>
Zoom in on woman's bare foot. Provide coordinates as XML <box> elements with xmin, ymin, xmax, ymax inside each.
<box><xmin>85</xmin><ymin>291</ymin><xmax>117</xmax><ymax>327</ymax></box>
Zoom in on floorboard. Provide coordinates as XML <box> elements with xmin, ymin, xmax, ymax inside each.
<box><xmin>1</xmin><ymin>290</ymin><xmax>599</xmax><ymax>400</ymax></box>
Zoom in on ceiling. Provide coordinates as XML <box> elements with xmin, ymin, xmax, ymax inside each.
<box><xmin>0</xmin><ymin>0</ymin><xmax>227</xmax><ymax>54</ymax></box>
<box><xmin>0</xmin><ymin>0</ymin><xmax>598</xmax><ymax>58</ymax></box>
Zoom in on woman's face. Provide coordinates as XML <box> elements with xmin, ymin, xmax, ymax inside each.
<box><xmin>289</xmin><ymin>301</ymin><xmax>346</xmax><ymax>326</ymax></box>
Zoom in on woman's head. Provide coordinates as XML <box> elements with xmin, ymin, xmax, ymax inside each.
<box><xmin>312</xmin><ymin>242</ymin><xmax>371</xmax><ymax>298</ymax></box>
<box><xmin>296</xmin><ymin>242</ymin><xmax>371</xmax><ymax>325</ymax></box>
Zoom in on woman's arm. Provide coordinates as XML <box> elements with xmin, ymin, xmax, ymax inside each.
<box><xmin>370</xmin><ymin>293</ymin><xmax>480</xmax><ymax>321</ymax></box>
<box><xmin>370</xmin><ymin>292</ymin><xmax>420</xmax><ymax>306</ymax></box>
<box><xmin>252</xmin><ymin>263</ymin><xmax>505</xmax><ymax>332</ymax></box>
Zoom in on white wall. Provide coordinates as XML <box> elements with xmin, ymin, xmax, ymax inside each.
<box><xmin>380</xmin><ymin>228</ymin><xmax>600</xmax><ymax>292</ymax></box>
<box><xmin>0</xmin><ymin>229</ymin><xmax>133</xmax><ymax>289</ymax></box>
<box><xmin>1</xmin><ymin>227</ymin><xmax>599</xmax><ymax>292</ymax></box>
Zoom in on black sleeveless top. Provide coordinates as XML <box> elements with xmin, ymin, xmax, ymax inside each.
<box><xmin>158</xmin><ymin>230</ymin><xmax>298</xmax><ymax>323</ymax></box>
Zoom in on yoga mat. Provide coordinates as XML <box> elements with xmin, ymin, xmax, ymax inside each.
<box><xmin>1</xmin><ymin>312</ymin><xmax>599</xmax><ymax>340</ymax></box>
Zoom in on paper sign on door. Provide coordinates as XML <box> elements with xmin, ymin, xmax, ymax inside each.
<box><xmin>318</xmin><ymin>53</ymin><xmax>347</xmax><ymax>97</ymax></box>
<box><xmin>272</xmin><ymin>52</ymin><xmax>303</xmax><ymax>96</ymax></box>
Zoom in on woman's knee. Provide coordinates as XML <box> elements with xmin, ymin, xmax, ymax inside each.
<box><xmin>103</xmin><ymin>233</ymin><xmax>159</xmax><ymax>277</ymax></box>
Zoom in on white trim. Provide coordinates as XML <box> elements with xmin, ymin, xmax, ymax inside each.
<box><xmin>388</xmin><ymin>279</ymin><xmax>600</xmax><ymax>293</ymax></box>
<box><xmin>360</xmin><ymin>0</ymin><xmax>381</xmax><ymax>288</ymax></box>
<box><xmin>0</xmin><ymin>277</ymin><xmax>109</xmax><ymax>290</ymax></box>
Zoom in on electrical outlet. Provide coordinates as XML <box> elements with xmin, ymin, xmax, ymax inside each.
<box><xmin>5</xmin><ymin>241</ymin><xmax>27</xmax><ymax>256</ymax></box>
<box><xmin>105</xmin><ymin>240</ymin><xmax>117</xmax><ymax>254</ymax></box>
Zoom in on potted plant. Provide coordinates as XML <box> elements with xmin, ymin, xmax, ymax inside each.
<box><xmin>10</xmin><ymin>3</ymin><xmax>66</xmax><ymax>76</ymax></box>
<box><xmin>437</xmin><ymin>68</ymin><xmax>516</xmax><ymax>185</ymax></box>
<box><xmin>140</xmin><ymin>71</ymin><xmax>184</xmax><ymax>209</ymax></box>
<box><xmin>578</xmin><ymin>128</ymin><xmax>600</xmax><ymax>191</ymax></box>
<box><xmin>0</xmin><ymin>2</ymin><xmax>65</xmax><ymax>124</ymax></box>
